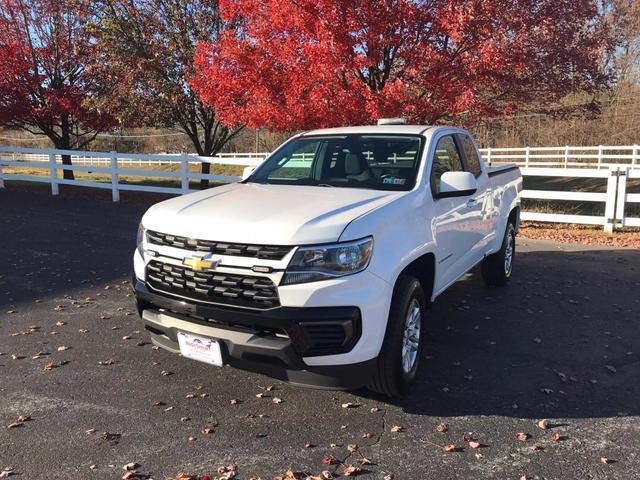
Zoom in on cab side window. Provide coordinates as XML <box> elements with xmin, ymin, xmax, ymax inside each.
<box><xmin>430</xmin><ymin>135</ymin><xmax>464</xmax><ymax>196</ymax></box>
<box><xmin>457</xmin><ymin>134</ymin><xmax>482</xmax><ymax>177</ymax></box>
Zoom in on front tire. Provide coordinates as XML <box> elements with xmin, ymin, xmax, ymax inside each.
<box><xmin>481</xmin><ymin>222</ymin><xmax>516</xmax><ymax>286</ymax></box>
<box><xmin>368</xmin><ymin>275</ymin><xmax>426</xmax><ymax>397</ymax></box>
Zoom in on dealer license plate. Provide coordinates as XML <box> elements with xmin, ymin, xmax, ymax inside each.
<box><xmin>177</xmin><ymin>332</ymin><xmax>223</xmax><ymax>367</ymax></box>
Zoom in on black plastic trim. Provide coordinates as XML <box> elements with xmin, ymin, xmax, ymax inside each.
<box><xmin>435</xmin><ymin>187</ymin><xmax>477</xmax><ymax>199</ymax></box>
<box><xmin>488</xmin><ymin>165</ymin><xmax>519</xmax><ymax>177</ymax></box>
<box><xmin>133</xmin><ymin>279</ymin><xmax>361</xmax><ymax>357</ymax></box>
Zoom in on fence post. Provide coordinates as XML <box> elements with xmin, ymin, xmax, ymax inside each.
<box><xmin>110</xmin><ymin>152</ymin><xmax>120</xmax><ymax>202</ymax></box>
<box><xmin>49</xmin><ymin>149</ymin><xmax>59</xmax><ymax>196</ymax></box>
<box><xmin>525</xmin><ymin>146</ymin><xmax>530</xmax><ymax>168</ymax></box>
<box><xmin>597</xmin><ymin>145</ymin><xmax>603</xmax><ymax>170</ymax></box>
<box><xmin>181</xmin><ymin>153</ymin><xmax>189</xmax><ymax>194</ymax></box>
<box><xmin>604</xmin><ymin>166</ymin><xmax>618</xmax><ymax>233</ymax></box>
<box><xmin>564</xmin><ymin>146</ymin><xmax>569</xmax><ymax>168</ymax></box>
<box><xmin>615</xmin><ymin>167</ymin><xmax>627</xmax><ymax>229</ymax></box>
<box><xmin>486</xmin><ymin>147</ymin><xmax>492</xmax><ymax>166</ymax></box>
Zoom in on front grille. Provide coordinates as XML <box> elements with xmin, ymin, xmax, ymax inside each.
<box><xmin>146</xmin><ymin>260</ymin><xmax>280</xmax><ymax>309</ymax></box>
<box><xmin>147</xmin><ymin>230</ymin><xmax>292</xmax><ymax>260</ymax></box>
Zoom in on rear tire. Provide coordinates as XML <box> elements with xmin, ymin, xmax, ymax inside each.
<box><xmin>368</xmin><ymin>275</ymin><xmax>426</xmax><ymax>397</ymax></box>
<box><xmin>481</xmin><ymin>222</ymin><xmax>516</xmax><ymax>286</ymax></box>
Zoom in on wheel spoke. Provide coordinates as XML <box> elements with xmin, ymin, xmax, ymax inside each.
<box><xmin>401</xmin><ymin>299</ymin><xmax>422</xmax><ymax>374</ymax></box>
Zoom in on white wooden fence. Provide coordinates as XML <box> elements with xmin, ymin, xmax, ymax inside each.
<box><xmin>0</xmin><ymin>145</ymin><xmax>639</xmax><ymax>232</ymax></box>
<box><xmin>481</xmin><ymin>145</ymin><xmax>640</xmax><ymax>169</ymax></box>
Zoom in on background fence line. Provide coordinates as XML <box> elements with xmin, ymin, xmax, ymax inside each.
<box><xmin>0</xmin><ymin>145</ymin><xmax>638</xmax><ymax>232</ymax></box>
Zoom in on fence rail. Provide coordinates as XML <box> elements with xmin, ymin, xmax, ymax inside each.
<box><xmin>481</xmin><ymin>145</ymin><xmax>639</xmax><ymax>169</ymax></box>
<box><xmin>0</xmin><ymin>145</ymin><xmax>638</xmax><ymax>232</ymax></box>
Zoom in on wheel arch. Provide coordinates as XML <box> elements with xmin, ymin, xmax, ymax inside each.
<box><xmin>393</xmin><ymin>252</ymin><xmax>436</xmax><ymax>304</ymax></box>
<box><xmin>509</xmin><ymin>205</ymin><xmax>521</xmax><ymax>233</ymax></box>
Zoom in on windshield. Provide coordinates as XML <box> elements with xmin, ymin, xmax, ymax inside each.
<box><xmin>246</xmin><ymin>134</ymin><xmax>424</xmax><ymax>191</ymax></box>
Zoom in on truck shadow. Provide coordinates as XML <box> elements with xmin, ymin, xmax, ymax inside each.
<box><xmin>388</xmin><ymin>246</ymin><xmax>640</xmax><ymax>419</ymax></box>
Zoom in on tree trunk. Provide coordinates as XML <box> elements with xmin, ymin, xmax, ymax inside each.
<box><xmin>60</xmin><ymin>116</ymin><xmax>75</xmax><ymax>180</ymax></box>
<box><xmin>200</xmin><ymin>162</ymin><xmax>211</xmax><ymax>190</ymax></box>
<box><xmin>61</xmin><ymin>154</ymin><xmax>74</xmax><ymax>180</ymax></box>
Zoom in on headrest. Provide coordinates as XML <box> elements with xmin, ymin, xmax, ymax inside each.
<box><xmin>345</xmin><ymin>153</ymin><xmax>363</xmax><ymax>175</ymax></box>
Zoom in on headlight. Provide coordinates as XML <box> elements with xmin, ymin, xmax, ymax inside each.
<box><xmin>282</xmin><ymin>237</ymin><xmax>373</xmax><ymax>285</ymax></box>
<box><xmin>136</xmin><ymin>224</ymin><xmax>146</xmax><ymax>257</ymax></box>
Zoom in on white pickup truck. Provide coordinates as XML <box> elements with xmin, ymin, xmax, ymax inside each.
<box><xmin>133</xmin><ymin>122</ymin><xmax>522</xmax><ymax>396</ymax></box>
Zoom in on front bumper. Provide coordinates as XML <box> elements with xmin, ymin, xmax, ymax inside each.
<box><xmin>134</xmin><ymin>280</ymin><xmax>376</xmax><ymax>389</ymax></box>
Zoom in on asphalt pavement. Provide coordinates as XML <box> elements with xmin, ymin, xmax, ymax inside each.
<box><xmin>1</xmin><ymin>187</ymin><xmax>639</xmax><ymax>480</ymax></box>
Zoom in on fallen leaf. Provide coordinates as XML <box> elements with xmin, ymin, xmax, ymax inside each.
<box><xmin>229</xmin><ymin>399</ymin><xmax>239</xmax><ymax>405</ymax></box>
<box><xmin>341</xmin><ymin>402</ymin><xmax>357</xmax><ymax>409</ymax></box>
<box><xmin>272</xmin><ymin>397</ymin><xmax>283</xmax><ymax>404</ymax></box>
<box><xmin>361</xmin><ymin>432</ymin><xmax>372</xmax><ymax>439</ymax></box>
<box><xmin>601</xmin><ymin>457</ymin><xmax>612</xmax><ymax>464</ymax></box>
<box><xmin>201</xmin><ymin>426</ymin><xmax>213</xmax><ymax>435</ymax></box>
<box><xmin>529</xmin><ymin>444</ymin><xmax>543</xmax><ymax>451</ymax></box>
<box><xmin>342</xmin><ymin>465</ymin><xmax>361</xmax><ymax>476</ymax></box>
<box><xmin>360</xmin><ymin>458</ymin><xmax>372</xmax><ymax>465</ymax></box>
<box><xmin>390</xmin><ymin>425</ymin><xmax>403</xmax><ymax>433</ymax></box>
<box><xmin>442</xmin><ymin>444</ymin><xmax>457</xmax><ymax>453</ymax></box>
<box><xmin>6</xmin><ymin>422</ymin><xmax>22</xmax><ymax>429</ymax></box>
<box><xmin>436</xmin><ymin>422</ymin><xmax>448</xmax><ymax>433</ymax></box>
<box><xmin>160</xmin><ymin>370</ymin><xmax>173</xmax><ymax>376</ymax></box>
<box><xmin>516</xmin><ymin>432</ymin><xmax>530</xmax><ymax>442</ymax></box>
<box><xmin>321</xmin><ymin>457</ymin><xmax>335</xmax><ymax>465</ymax></box>
<box><xmin>347</xmin><ymin>444</ymin><xmax>358</xmax><ymax>453</ymax></box>
<box><xmin>468</xmin><ymin>441</ymin><xmax>481</xmax><ymax>449</ymax></box>
<box><xmin>123</xmin><ymin>462</ymin><xmax>139</xmax><ymax>471</ymax></box>
<box><xmin>551</xmin><ymin>433</ymin><xmax>562</xmax><ymax>442</ymax></box>
<box><xmin>180</xmin><ymin>416</ymin><xmax>190</xmax><ymax>422</ymax></box>
<box><xmin>370</xmin><ymin>407</ymin><xmax>381</xmax><ymax>413</ymax></box>
<box><xmin>152</xmin><ymin>400</ymin><xmax>165</xmax><ymax>406</ymax></box>
<box><xmin>536</xmin><ymin>419</ymin><xmax>550</xmax><ymax>430</ymax></box>
<box><xmin>42</xmin><ymin>362</ymin><xmax>56</xmax><ymax>371</ymax></box>
<box><xmin>57</xmin><ymin>346</ymin><xmax>70</xmax><ymax>351</ymax></box>
<box><xmin>0</xmin><ymin>467</ymin><xmax>15</xmax><ymax>478</ymax></box>
<box><xmin>604</xmin><ymin>365</ymin><xmax>617</xmax><ymax>373</ymax></box>
<box><xmin>99</xmin><ymin>359</ymin><xmax>116</xmax><ymax>366</ymax></box>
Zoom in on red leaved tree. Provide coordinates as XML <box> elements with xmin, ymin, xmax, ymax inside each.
<box><xmin>97</xmin><ymin>0</ymin><xmax>243</xmax><ymax>189</ymax></box>
<box><xmin>192</xmin><ymin>0</ymin><xmax>611</xmax><ymax>131</ymax></box>
<box><xmin>0</xmin><ymin>0</ymin><xmax>114</xmax><ymax>179</ymax></box>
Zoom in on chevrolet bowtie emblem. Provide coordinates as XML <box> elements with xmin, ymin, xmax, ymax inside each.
<box><xmin>182</xmin><ymin>255</ymin><xmax>220</xmax><ymax>271</ymax></box>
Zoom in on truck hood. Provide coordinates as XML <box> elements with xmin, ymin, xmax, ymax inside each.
<box><xmin>142</xmin><ymin>183</ymin><xmax>402</xmax><ymax>245</ymax></box>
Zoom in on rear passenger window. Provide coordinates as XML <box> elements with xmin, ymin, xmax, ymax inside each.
<box><xmin>430</xmin><ymin>135</ymin><xmax>464</xmax><ymax>196</ymax></box>
<box><xmin>458</xmin><ymin>134</ymin><xmax>482</xmax><ymax>177</ymax></box>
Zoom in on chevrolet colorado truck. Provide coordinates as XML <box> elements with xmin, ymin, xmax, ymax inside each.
<box><xmin>133</xmin><ymin>123</ymin><xmax>522</xmax><ymax>396</ymax></box>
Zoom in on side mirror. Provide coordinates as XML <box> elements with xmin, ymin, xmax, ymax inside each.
<box><xmin>242</xmin><ymin>166</ymin><xmax>255</xmax><ymax>180</ymax></box>
<box><xmin>437</xmin><ymin>171</ymin><xmax>477</xmax><ymax>198</ymax></box>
